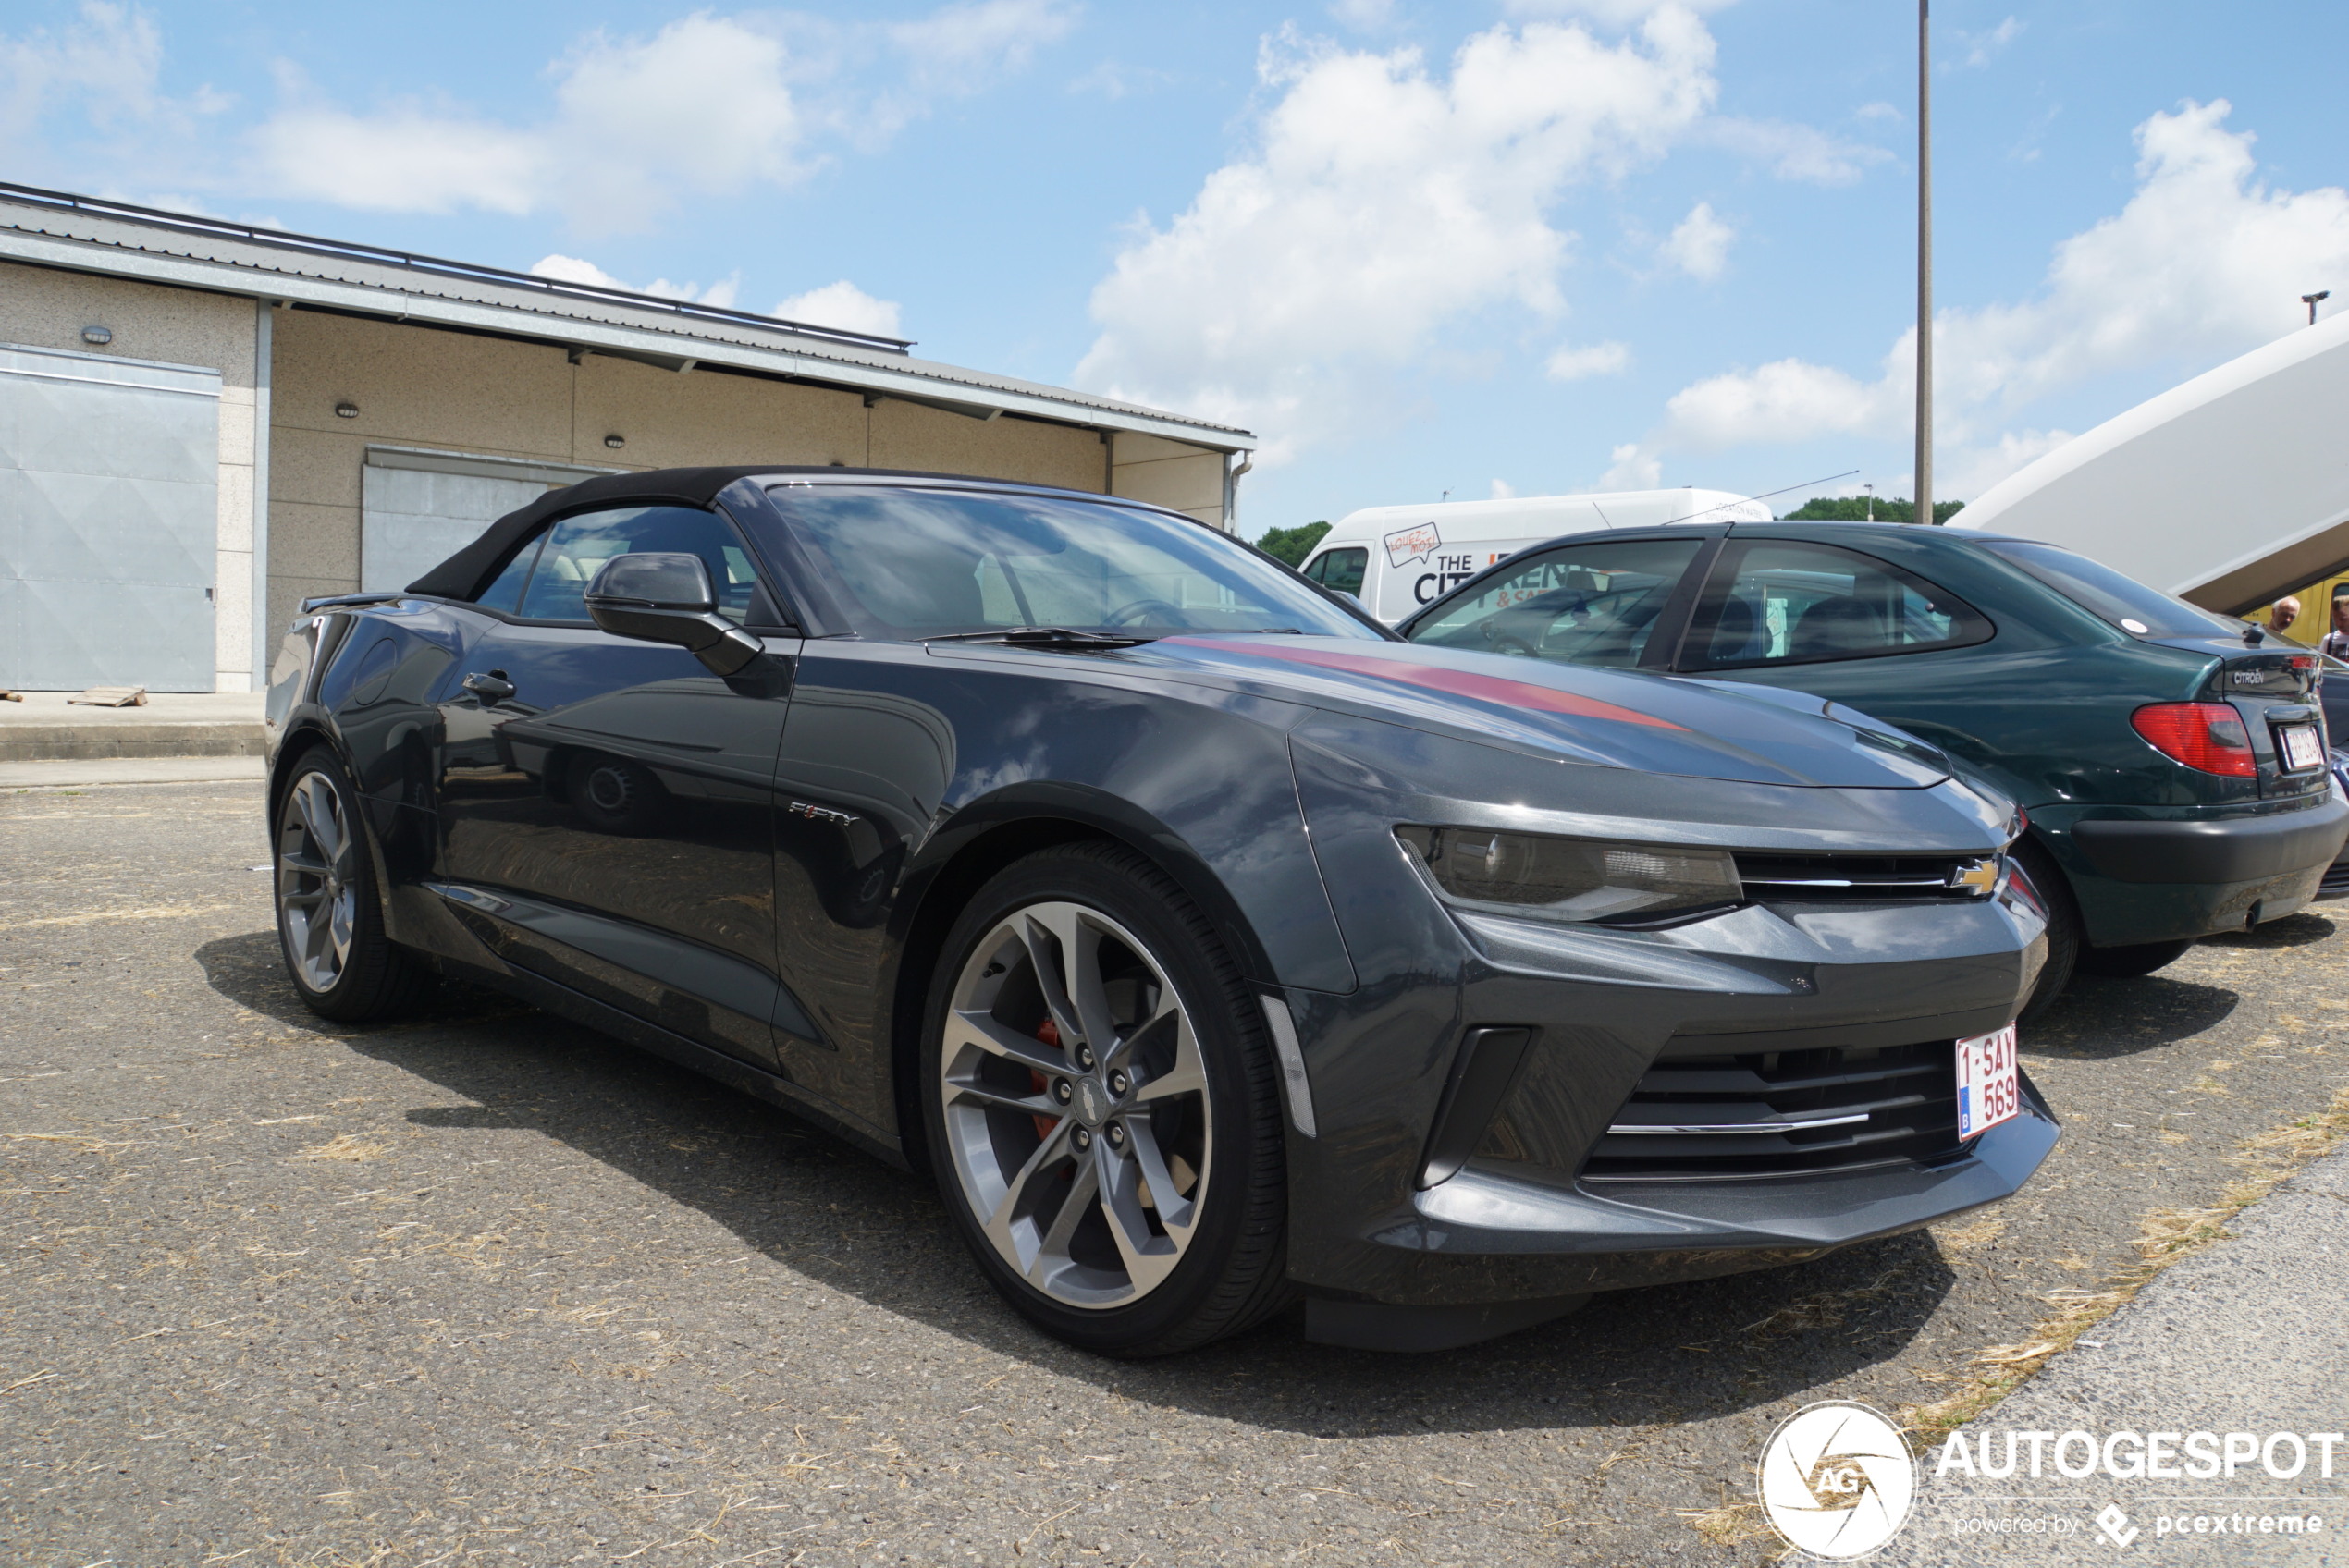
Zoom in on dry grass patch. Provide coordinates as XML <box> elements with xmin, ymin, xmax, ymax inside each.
<box><xmin>1900</xmin><ymin>1085</ymin><xmax>2349</xmax><ymax>1441</ymax></box>
<box><xmin>294</xmin><ymin>1133</ymin><xmax>390</xmax><ymax>1162</ymax></box>
<box><xmin>1679</xmin><ymin>1499</ymin><xmax>1773</xmax><ymax>1547</ymax></box>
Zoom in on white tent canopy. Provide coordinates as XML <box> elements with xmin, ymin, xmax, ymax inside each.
<box><xmin>1951</xmin><ymin>311</ymin><xmax>2349</xmax><ymax>615</ymax></box>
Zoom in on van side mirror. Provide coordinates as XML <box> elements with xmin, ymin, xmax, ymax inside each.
<box><xmin>583</xmin><ymin>553</ymin><xmax>763</xmax><ymax>676</ymax></box>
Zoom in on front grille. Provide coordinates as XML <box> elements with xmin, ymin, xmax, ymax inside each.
<box><xmin>1735</xmin><ymin>851</ymin><xmax>1989</xmax><ymax>903</ymax></box>
<box><xmin>1580</xmin><ymin>1040</ymin><xmax>1965</xmax><ymax>1182</ymax></box>
<box><xmin>2322</xmin><ymin>857</ymin><xmax>2349</xmax><ymax>898</ymax></box>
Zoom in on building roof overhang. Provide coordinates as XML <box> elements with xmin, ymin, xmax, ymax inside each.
<box><xmin>0</xmin><ymin>182</ymin><xmax>1252</xmax><ymax>454</ymax></box>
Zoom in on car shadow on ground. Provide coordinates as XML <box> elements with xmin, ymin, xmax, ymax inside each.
<box><xmin>2025</xmin><ymin>972</ymin><xmax>2239</xmax><ymax>1060</ymax></box>
<box><xmin>2199</xmin><ymin>910</ymin><xmax>2336</xmax><ymax>949</ymax></box>
<box><xmin>197</xmin><ymin>929</ymin><xmax>1959</xmax><ymax>1439</ymax></box>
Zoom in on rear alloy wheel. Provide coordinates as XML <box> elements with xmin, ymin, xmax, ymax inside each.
<box><xmin>924</xmin><ymin>844</ymin><xmax>1290</xmax><ymax>1356</ymax></box>
<box><xmin>274</xmin><ymin>748</ymin><xmax>429</xmax><ymax>1021</ymax></box>
<box><xmin>2075</xmin><ymin>937</ymin><xmax>2195</xmax><ymax>978</ymax></box>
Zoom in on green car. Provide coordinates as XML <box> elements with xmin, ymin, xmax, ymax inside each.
<box><xmin>1397</xmin><ymin>520</ymin><xmax>2349</xmax><ymax>1018</ymax></box>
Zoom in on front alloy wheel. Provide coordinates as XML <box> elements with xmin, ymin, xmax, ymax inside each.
<box><xmin>941</xmin><ymin>900</ymin><xmax>1212</xmax><ymax>1308</ymax></box>
<box><xmin>925</xmin><ymin>843</ymin><xmax>1291</xmax><ymax>1356</ymax></box>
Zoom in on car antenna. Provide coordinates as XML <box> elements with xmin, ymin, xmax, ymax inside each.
<box><xmin>1660</xmin><ymin>468</ymin><xmax>1861</xmax><ymax>531</ymax></box>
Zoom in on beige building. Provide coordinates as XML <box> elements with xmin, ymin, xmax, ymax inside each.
<box><xmin>0</xmin><ymin>183</ymin><xmax>1253</xmax><ymax>693</ymax></box>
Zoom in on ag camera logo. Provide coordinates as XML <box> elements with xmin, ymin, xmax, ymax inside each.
<box><xmin>1759</xmin><ymin>1401</ymin><xmax>1917</xmax><ymax>1558</ymax></box>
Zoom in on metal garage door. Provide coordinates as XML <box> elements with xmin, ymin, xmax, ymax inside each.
<box><xmin>361</xmin><ymin>447</ymin><xmax>618</xmax><ymax>594</ymax></box>
<box><xmin>0</xmin><ymin>342</ymin><xmax>219</xmax><ymax>692</ymax></box>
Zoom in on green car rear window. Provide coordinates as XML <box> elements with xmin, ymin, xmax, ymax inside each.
<box><xmin>1984</xmin><ymin>540</ymin><xmax>2239</xmax><ymax>639</ymax></box>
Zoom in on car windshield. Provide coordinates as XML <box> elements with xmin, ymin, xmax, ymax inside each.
<box><xmin>762</xmin><ymin>485</ymin><xmax>1378</xmax><ymax>641</ymax></box>
<box><xmin>1403</xmin><ymin>537</ymin><xmax>1703</xmax><ymax>668</ymax></box>
<box><xmin>1984</xmin><ymin>540</ymin><xmax>2240</xmax><ymax>640</ymax></box>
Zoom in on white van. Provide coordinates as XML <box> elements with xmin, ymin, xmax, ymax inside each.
<box><xmin>1299</xmin><ymin>487</ymin><xmax>1774</xmax><ymax>624</ymax></box>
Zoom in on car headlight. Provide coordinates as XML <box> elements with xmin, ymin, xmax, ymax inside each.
<box><xmin>1395</xmin><ymin>825</ymin><xmax>1741</xmax><ymax>924</ymax></box>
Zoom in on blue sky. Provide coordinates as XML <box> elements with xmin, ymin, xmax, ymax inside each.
<box><xmin>8</xmin><ymin>1</ymin><xmax>2349</xmax><ymax>533</ymax></box>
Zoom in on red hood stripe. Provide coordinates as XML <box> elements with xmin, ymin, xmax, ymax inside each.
<box><xmin>1163</xmin><ymin>639</ymin><xmax>1688</xmax><ymax>731</ymax></box>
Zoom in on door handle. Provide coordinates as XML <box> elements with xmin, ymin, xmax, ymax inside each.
<box><xmin>462</xmin><ymin>669</ymin><xmax>516</xmax><ymax>704</ymax></box>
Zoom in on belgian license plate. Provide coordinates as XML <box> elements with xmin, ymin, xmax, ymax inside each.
<box><xmin>2280</xmin><ymin>723</ymin><xmax>2324</xmax><ymax>771</ymax></box>
<box><xmin>1956</xmin><ymin>1023</ymin><xmax>2020</xmax><ymax>1140</ymax></box>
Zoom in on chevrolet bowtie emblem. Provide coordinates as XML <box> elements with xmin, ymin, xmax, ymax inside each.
<box><xmin>1948</xmin><ymin>857</ymin><xmax>2000</xmax><ymax>896</ymax></box>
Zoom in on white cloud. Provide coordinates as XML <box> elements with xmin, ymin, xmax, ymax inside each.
<box><xmin>231</xmin><ymin>4</ymin><xmax>1073</xmax><ymax>233</ymax></box>
<box><xmin>1957</xmin><ymin>17</ymin><xmax>2023</xmax><ymax>69</ymax></box>
<box><xmin>1067</xmin><ymin>60</ymin><xmax>1174</xmax><ymax>99</ymax></box>
<box><xmin>1489</xmin><ymin>477</ymin><xmax>1518</xmax><ymax>498</ymax></box>
<box><xmin>1600</xmin><ymin>441</ymin><xmax>1661</xmax><ymax>489</ymax></box>
<box><xmin>251</xmin><ymin>15</ymin><xmax>803</xmax><ymax>231</ymax></box>
<box><xmin>1701</xmin><ymin>116</ymin><xmax>1891</xmax><ymax>186</ymax></box>
<box><xmin>1</xmin><ymin>2</ymin><xmax>231</xmax><ymax>189</ymax></box>
<box><xmin>1501</xmin><ymin>0</ymin><xmax>1738</xmax><ymax>24</ymax></box>
<box><xmin>1545</xmin><ymin>340</ymin><xmax>1631</xmax><ymax>379</ymax></box>
<box><xmin>1855</xmin><ymin>101</ymin><xmax>1902</xmax><ymax>123</ymax></box>
<box><xmin>530</xmin><ymin>254</ymin><xmax>741</xmax><ymax>309</ymax></box>
<box><xmin>1328</xmin><ymin>0</ymin><xmax>1403</xmax><ymax>31</ymax></box>
<box><xmin>775</xmin><ymin>280</ymin><xmax>905</xmax><ymax>340</ymax></box>
<box><xmin>872</xmin><ymin>0</ymin><xmax>1078</xmax><ymax>137</ymax></box>
<box><xmin>1075</xmin><ymin>12</ymin><xmax>1722</xmax><ymax>461</ymax></box>
<box><xmin>1662</xmin><ymin>199</ymin><xmax>1732</xmax><ymax>278</ymax></box>
<box><xmin>890</xmin><ymin>0</ymin><xmax>1077</xmax><ymax>87</ymax></box>
<box><xmin>1626</xmin><ymin>101</ymin><xmax>2349</xmax><ymax>496</ymax></box>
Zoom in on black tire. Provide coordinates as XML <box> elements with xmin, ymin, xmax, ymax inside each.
<box><xmin>2075</xmin><ymin>937</ymin><xmax>2196</xmax><ymax>978</ymax></box>
<box><xmin>921</xmin><ymin>841</ymin><xmax>1293</xmax><ymax>1357</ymax></box>
<box><xmin>2011</xmin><ymin>837</ymin><xmax>2079</xmax><ymax>1025</ymax></box>
<box><xmin>273</xmin><ymin>745</ymin><xmax>432</xmax><ymax>1023</ymax></box>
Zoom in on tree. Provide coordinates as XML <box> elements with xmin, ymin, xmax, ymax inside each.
<box><xmin>1782</xmin><ymin>496</ymin><xmax>1966</xmax><ymax>525</ymax></box>
<box><xmin>1255</xmin><ymin>521</ymin><xmax>1331</xmax><ymax>567</ymax></box>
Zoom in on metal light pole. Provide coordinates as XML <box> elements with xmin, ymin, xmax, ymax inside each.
<box><xmin>2306</xmin><ymin>290</ymin><xmax>2331</xmax><ymax>326</ymax></box>
<box><xmin>1915</xmin><ymin>0</ymin><xmax>1934</xmax><ymax>524</ymax></box>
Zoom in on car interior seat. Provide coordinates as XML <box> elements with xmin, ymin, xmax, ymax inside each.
<box><xmin>1789</xmin><ymin>595</ymin><xmax>1889</xmax><ymax>660</ymax></box>
<box><xmin>1707</xmin><ymin>594</ymin><xmax>1761</xmax><ymax>662</ymax></box>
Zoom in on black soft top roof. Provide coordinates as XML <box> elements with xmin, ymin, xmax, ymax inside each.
<box><xmin>402</xmin><ymin>464</ymin><xmax>1132</xmax><ymax>601</ymax></box>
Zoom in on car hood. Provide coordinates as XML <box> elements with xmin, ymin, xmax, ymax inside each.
<box><xmin>1125</xmin><ymin>636</ymin><xmax>1952</xmax><ymax>789</ymax></box>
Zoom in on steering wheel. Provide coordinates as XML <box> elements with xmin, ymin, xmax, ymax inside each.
<box><xmin>1481</xmin><ymin>621</ymin><xmax>1543</xmax><ymax>657</ymax></box>
<box><xmin>1102</xmin><ymin>598</ymin><xmax>1185</xmax><ymax>628</ymax></box>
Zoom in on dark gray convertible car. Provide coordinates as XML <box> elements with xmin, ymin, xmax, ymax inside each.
<box><xmin>265</xmin><ymin>466</ymin><xmax>2057</xmax><ymax>1355</ymax></box>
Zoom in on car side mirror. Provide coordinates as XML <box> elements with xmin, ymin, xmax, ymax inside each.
<box><xmin>583</xmin><ymin>553</ymin><xmax>763</xmax><ymax>676</ymax></box>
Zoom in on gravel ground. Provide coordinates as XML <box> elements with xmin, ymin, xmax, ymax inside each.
<box><xmin>5</xmin><ymin>780</ymin><xmax>2347</xmax><ymax>1568</ymax></box>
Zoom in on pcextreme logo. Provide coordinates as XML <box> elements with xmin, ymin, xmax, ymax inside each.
<box><xmin>1758</xmin><ymin>1401</ymin><xmax>1918</xmax><ymax>1559</ymax></box>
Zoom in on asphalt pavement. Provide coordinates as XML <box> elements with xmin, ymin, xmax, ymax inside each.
<box><xmin>6</xmin><ymin>780</ymin><xmax>2349</xmax><ymax>1567</ymax></box>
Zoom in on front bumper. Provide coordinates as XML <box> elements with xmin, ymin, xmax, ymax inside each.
<box><xmin>2036</xmin><ymin>792</ymin><xmax>2349</xmax><ymax>945</ymax></box>
<box><xmin>1371</xmin><ymin>1074</ymin><xmax>2053</xmax><ymax>1297</ymax></box>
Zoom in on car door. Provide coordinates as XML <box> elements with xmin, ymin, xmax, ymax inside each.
<box><xmin>431</xmin><ymin>500</ymin><xmax>809</xmax><ymax>1073</ymax></box>
<box><xmin>1402</xmin><ymin>533</ymin><xmax>1717</xmax><ymax>668</ymax></box>
<box><xmin>1666</xmin><ymin>535</ymin><xmax>2011</xmax><ymax>762</ymax></box>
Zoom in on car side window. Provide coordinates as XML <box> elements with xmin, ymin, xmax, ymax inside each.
<box><xmin>1682</xmin><ymin>540</ymin><xmax>1992</xmax><ymax>669</ymax></box>
<box><xmin>1303</xmin><ymin>547</ymin><xmax>1368</xmax><ymax>595</ymax></box>
<box><xmin>499</xmin><ymin>505</ymin><xmax>765</xmax><ymax>625</ymax></box>
<box><xmin>1404</xmin><ymin>538</ymin><xmax>1703</xmax><ymax>668</ymax></box>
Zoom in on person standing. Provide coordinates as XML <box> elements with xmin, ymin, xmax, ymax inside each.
<box><xmin>2323</xmin><ymin>595</ymin><xmax>2349</xmax><ymax>659</ymax></box>
<box><xmin>2268</xmin><ymin>596</ymin><xmax>2304</xmax><ymax>638</ymax></box>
